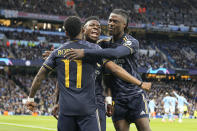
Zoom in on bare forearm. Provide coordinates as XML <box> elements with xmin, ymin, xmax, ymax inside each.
<box><xmin>106</xmin><ymin>61</ymin><xmax>141</xmax><ymax>86</ymax></box>
<box><xmin>29</xmin><ymin>66</ymin><xmax>48</xmax><ymax>98</ymax></box>
<box><xmin>55</xmin><ymin>83</ymin><xmax>59</xmax><ymax>104</ymax></box>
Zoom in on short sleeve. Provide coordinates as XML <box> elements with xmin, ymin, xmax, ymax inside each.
<box><xmin>43</xmin><ymin>50</ymin><xmax>57</xmax><ymax>71</ymax></box>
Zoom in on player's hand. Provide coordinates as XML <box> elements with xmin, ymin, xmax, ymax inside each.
<box><xmin>141</xmin><ymin>82</ymin><xmax>152</xmax><ymax>91</ymax></box>
<box><xmin>64</xmin><ymin>49</ymin><xmax>84</xmax><ymax>61</ymax></box>
<box><xmin>42</xmin><ymin>51</ymin><xmax>52</xmax><ymax>60</ymax></box>
<box><xmin>25</xmin><ymin>101</ymin><xmax>37</xmax><ymax>112</ymax></box>
<box><xmin>106</xmin><ymin>104</ymin><xmax>114</xmax><ymax>117</ymax></box>
<box><xmin>52</xmin><ymin>104</ymin><xmax>59</xmax><ymax>120</ymax></box>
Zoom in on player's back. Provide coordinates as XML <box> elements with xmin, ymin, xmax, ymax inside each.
<box><xmin>170</xmin><ymin>97</ymin><xmax>177</xmax><ymax>107</ymax></box>
<box><xmin>163</xmin><ymin>96</ymin><xmax>171</xmax><ymax>108</ymax></box>
<box><xmin>44</xmin><ymin>40</ymin><xmax>101</xmax><ymax>116</ymax></box>
<box><xmin>178</xmin><ymin>96</ymin><xmax>187</xmax><ymax>107</ymax></box>
<box><xmin>149</xmin><ymin>100</ymin><xmax>155</xmax><ymax>108</ymax></box>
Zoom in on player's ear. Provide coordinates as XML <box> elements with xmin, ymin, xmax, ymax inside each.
<box><xmin>82</xmin><ymin>27</ymin><xmax>85</xmax><ymax>34</ymax></box>
<box><xmin>123</xmin><ymin>22</ymin><xmax>126</xmax><ymax>29</ymax></box>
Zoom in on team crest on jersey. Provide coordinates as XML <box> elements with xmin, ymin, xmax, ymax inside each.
<box><xmin>123</xmin><ymin>40</ymin><xmax>132</xmax><ymax>46</ymax></box>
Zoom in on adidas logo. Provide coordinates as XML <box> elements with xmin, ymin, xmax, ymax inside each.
<box><xmin>140</xmin><ymin>111</ymin><xmax>146</xmax><ymax>115</ymax></box>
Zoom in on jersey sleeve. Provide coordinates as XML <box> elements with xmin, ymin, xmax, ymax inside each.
<box><xmin>84</xmin><ymin>37</ymin><xmax>139</xmax><ymax>59</ymax></box>
<box><xmin>162</xmin><ymin>98</ymin><xmax>166</xmax><ymax>102</ymax></box>
<box><xmin>122</xmin><ymin>38</ymin><xmax>139</xmax><ymax>55</ymax></box>
<box><xmin>43</xmin><ymin>50</ymin><xmax>57</xmax><ymax>71</ymax></box>
<box><xmin>84</xmin><ymin>46</ymin><xmax>131</xmax><ymax>59</ymax></box>
<box><xmin>184</xmin><ymin>98</ymin><xmax>189</xmax><ymax>105</ymax></box>
<box><xmin>173</xmin><ymin>91</ymin><xmax>180</xmax><ymax>98</ymax></box>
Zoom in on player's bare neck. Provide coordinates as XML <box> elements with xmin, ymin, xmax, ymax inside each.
<box><xmin>86</xmin><ymin>37</ymin><xmax>97</xmax><ymax>43</ymax></box>
<box><xmin>70</xmin><ymin>33</ymin><xmax>83</xmax><ymax>41</ymax></box>
<box><xmin>112</xmin><ymin>31</ymin><xmax>124</xmax><ymax>42</ymax></box>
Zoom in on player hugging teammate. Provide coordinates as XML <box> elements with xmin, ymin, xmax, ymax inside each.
<box><xmin>26</xmin><ymin>9</ymin><xmax>152</xmax><ymax>131</ymax></box>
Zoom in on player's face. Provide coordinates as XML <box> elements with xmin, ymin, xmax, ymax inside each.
<box><xmin>108</xmin><ymin>13</ymin><xmax>126</xmax><ymax>36</ymax></box>
<box><xmin>83</xmin><ymin>20</ymin><xmax>101</xmax><ymax>43</ymax></box>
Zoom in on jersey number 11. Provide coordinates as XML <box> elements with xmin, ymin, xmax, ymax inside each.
<box><xmin>62</xmin><ymin>59</ymin><xmax>82</xmax><ymax>88</ymax></box>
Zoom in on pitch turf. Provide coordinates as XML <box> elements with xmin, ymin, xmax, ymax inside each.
<box><xmin>0</xmin><ymin>115</ymin><xmax>196</xmax><ymax>131</ymax></box>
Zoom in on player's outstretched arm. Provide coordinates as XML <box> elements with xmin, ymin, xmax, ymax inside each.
<box><xmin>26</xmin><ymin>66</ymin><xmax>49</xmax><ymax>112</ymax></box>
<box><xmin>54</xmin><ymin>82</ymin><xmax>59</xmax><ymax>104</ymax></box>
<box><xmin>52</xmin><ymin>82</ymin><xmax>59</xmax><ymax>120</ymax></box>
<box><xmin>29</xmin><ymin>66</ymin><xmax>49</xmax><ymax>97</ymax></box>
<box><xmin>105</xmin><ymin>61</ymin><xmax>151</xmax><ymax>91</ymax></box>
<box><xmin>64</xmin><ymin>46</ymin><xmax>131</xmax><ymax>60</ymax></box>
<box><xmin>173</xmin><ymin>91</ymin><xmax>179</xmax><ymax>98</ymax></box>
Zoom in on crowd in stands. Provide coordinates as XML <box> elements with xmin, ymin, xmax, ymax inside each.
<box><xmin>74</xmin><ymin>0</ymin><xmax>197</xmax><ymax>26</ymax></box>
<box><xmin>0</xmin><ymin>72</ymin><xmax>196</xmax><ymax>116</ymax></box>
<box><xmin>155</xmin><ymin>40</ymin><xmax>197</xmax><ymax>69</ymax></box>
<box><xmin>0</xmin><ymin>30</ymin><xmax>67</xmax><ymax>43</ymax></box>
<box><xmin>1</xmin><ymin>0</ymin><xmax>197</xmax><ymax>26</ymax></box>
<box><xmin>0</xmin><ymin>74</ymin><xmax>56</xmax><ymax>115</ymax></box>
<box><xmin>0</xmin><ymin>43</ymin><xmax>53</xmax><ymax>60</ymax></box>
<box><xmin>0</xmin><ymin>0</ymin><xmax>77</xmax><ymax>16</ymax></box>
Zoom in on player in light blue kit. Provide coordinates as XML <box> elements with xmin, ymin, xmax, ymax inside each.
<box><xmin>173</xmin><ymin>91</ymin><xmax>190</xmax><ymax>123</ymax></box>
<box><xmin>148</xmin><ymin>98</ymin><xmax>157</xmax><ymax>119</ymax></box>
<box><xmin>162</xmin><ymin>93</ymin><xmax>171</xmax><ymax>122</ymax></box>
<box><xmin>169</xmin><ymin>95</ymin><xmax>177</xmax><ymax>121</ymax></box>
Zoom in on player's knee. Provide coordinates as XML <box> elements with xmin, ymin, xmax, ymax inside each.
<box><xmin>138</xmin><ymin>124</ymin><xmax>151</xmax><ymax>131</ymax></box>
<box><xmin>135</xmin><ymin>118</ymin><xmax>151</xmax><ymax>131</ymax></box>
<box><xmin>114</xmin><ymin>120</ymin><xmax>129</xmax><ymax>131</ymax></box>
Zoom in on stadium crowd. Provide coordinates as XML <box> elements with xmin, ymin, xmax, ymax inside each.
<box><xmin>0</xmin><ymin>0</ymin><xmax>77</xmax><ymax>16</ymax></box>
<box><xmin>0</xmin><ymin>30</ymin><xmax>67</xmax><ymax>43</ymax></box>
<box><xmin>1</xmin><ymin>0</ymin><xmax>197</xmax><ymax>26</ymax></box>
<box><xmin>0</xmin><ymin>42</ymin><xmax>54</xmax><ymax>60</ymax></box>
<box><xmin>0</xmin><ymin>74</ymin><xmax>56</xmax><ymax>115</ymax></box>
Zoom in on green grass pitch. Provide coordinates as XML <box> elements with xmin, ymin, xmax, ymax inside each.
<box><xmin>0</xmin><ymin>115</ymin><xmax>196</xmax><ymax>131</ymax></box>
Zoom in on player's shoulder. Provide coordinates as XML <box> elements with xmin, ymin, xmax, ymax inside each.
<box><xmin>79</xmin><ymin>40</ymin><xmax>101</xmax><ymax>49</ymax></box>
<box><xmin>123</xmin><ymin>34</ymin><xmax>139</xmax><ymax>46</ymax></box>
<box><xmin>57</xmin><ymin>41</ymin><xmax>72</xmax><ymax>49</ymax></box>
<box><xmin>124</xmin><ymin>34</ymin><xmax>139</xmax><ymax>43</ymax></box>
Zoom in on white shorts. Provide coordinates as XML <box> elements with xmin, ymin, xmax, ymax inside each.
<box><xmin>164</xmin><ymin>107</ymin><xmax>170</xmax><ymax>113</ymax></box>
<box><xmin>149</xmin><ymin>107</ymin><xmax>155</xmax><ymax>113</ymax></box>
<box><xmin>178</xmin><ymin>106</ymin><xmax>184</xmax><ymax>113</ymax></box>
<box><xmin>170</xmin><ymin>106</ymin><xmax>175</xmax><ymax>113</ymax></box>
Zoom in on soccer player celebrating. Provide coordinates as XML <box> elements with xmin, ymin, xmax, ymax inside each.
<box><xmin>81</xmin><ymin>16</ymin><xmax>151</xmax><ymax>131</ymax></box>
<box><xmin>26</xmin><ymin>16</ymin><xmax>151</xmax><ymax>131</ymax></box>
<box><xmin>169</xmin><ymin>94</ymin><xmax>177</xmax><ymax>121</ymax></box>
<box><xmin>26</xmin><ymin>16</ymin><xmax>103</xmax><ymax>131</ymax></box>
<box><xmin>162</xmin><ymin>93</ymin><xmax>171</xmax><ymax>122</ymax></box>
<box><xmin>65</xmin><ymin>9</ymin><xmax>152</xmax><ymax>131</ymax></box>
<box><xmin>47</xmin><ymin>16</ymin><xmax>152</xmax><ymax>131</ymax></box>
<box><xmin>148</xmin><ymin>98</ymin><xmax>157</xmax><ymax>119</ymax></box>
<box><xmin>173</xmin><ymin>91</ymin><xmax>190</xmax><ymax>122</ymax></box>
